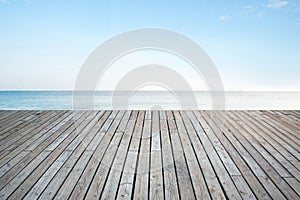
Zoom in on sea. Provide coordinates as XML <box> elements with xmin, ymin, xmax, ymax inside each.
<box><xmin>0</xmin><ymin>91</ymin><xmax>299</xmax><ymax>110</ymax></box>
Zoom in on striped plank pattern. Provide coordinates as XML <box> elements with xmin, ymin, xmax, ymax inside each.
<box><xmin>0</xmin><ymin>110</ymin><xmax>299</xmax><ymax>200</ymax></box>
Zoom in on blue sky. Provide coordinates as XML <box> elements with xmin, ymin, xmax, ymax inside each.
<box><xmin>0</xmin><ymin>0</ymin><xmax>299</xmax><ymax>91</ymax></box>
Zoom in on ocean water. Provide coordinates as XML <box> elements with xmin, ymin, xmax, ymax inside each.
<box><xmin>0</xmin><ymin>91</ymin><xmax>299</xmax><ymax>110</ymax></box>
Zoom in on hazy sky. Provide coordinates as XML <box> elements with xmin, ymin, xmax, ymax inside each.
<box><xmin>0</xmin><ymin>0</ymin><xmax>299</xmax><ymax>91</ymax></box>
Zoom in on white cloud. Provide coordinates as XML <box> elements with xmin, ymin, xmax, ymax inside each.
<box><xmin>267</xmin><ymin>0</ymin><xmax>288</xmax><ymax>8</ymax></box>
<box><xmin>244</xmin><ymin>5</ymin><xmax>258</xmax><ymax>12</ymax></box>
<box><xmin>219</xmin><ymin>15</ymin><xmax>231</xmax><ymax>21</ymax></box>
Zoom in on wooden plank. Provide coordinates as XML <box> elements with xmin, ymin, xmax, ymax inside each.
<box><xmin>258</xmin><ymin>111</ymin><xmax>299</xmax><ymax>140</ymax></box>
<box><xmin>184</xmin><ymin>111</ymin><xmax>226</xmax><ymax>199</ymax></box>
<box><xmin>145</xmin><ymin>110</ymin><xmax>152</xmax><ymax>120</ymax></box>
<box><xmin>238</xmin><ymin>111</ymin><xmax>300</xmax><ymax>177</ymax></box>
<box><xmin>26</xmin><ymin>111</ymin><xmax>105</xmax><ymax>200</ymax></box>
<box><xmin>211</xmin><ymin>111</ymin><xmax>286</xmax><ymax>199</ymax></box>
<box><xmin>0</xmin><ymin>111</ymin><xmax>63</xmax><ymax>158</ymax></box>
<box><xmin>99</xmin><ymin>112</ymin><xmax>136</xmax><ymax>200</ymax></box>
<box><xmin>195</xmin><ymin>111</ymin><xmax>242</xmax><ymax>200</ymax></box>
<box><xmin>166</xmin><ymin>110</ymin><xmax>174</xmax><ymax>120</ymax></box>
<box><xmin>0</xmin><ymin>111</ymin><xmax>18</xmax><ymax>121</ymax></box>
<box><xmin>0</xmin><ymin>111</ymin><xmax>45</xmax><ymax>139</ymax></box>
<box><xmin>57</xmin><ymin>111</ymin><xmax>123</xmax><ymax>199</ymax></box>
<box><xmin>53</xmin><ymin>151</ymin><xmax>92</xmax><ymax>199</ymax></box>
<box><xmin>197</xmin><ymin>111</ymin><xmax>241</xmax><ymax>176</ymax></box>
<box><xmin>249</xmin><ymin>111</ymin><xmax>299</xmax><ymax>154</ymax></box>
<box><xmin>23</xmin><ymin>111</ymin><xmax>78</xmax><ymax>151</ymax></box>
<box><xmin>167</xmin><ymin>111</ymin><xmax>195</xmax><ymax>199</ymax></box>
<box><xmin>64</xmin><ymin>111</ymin><xmax>105</xmax><ymax>151</ymax></box>
<box><xmin>84</xmin><ymin>111</ymin><xmax>127</xmax><ymax>199</ymax></box>
<box><xmin>3</xmin><ymin>111</ymin><xmax>93</xmax><ymax>199</ymax></box>
<box><xmin>149</xmin><ymin>110</ymin><xmax>164</xmax><ymax>200</ymax></box>
<box><xmin>0</xmin><ymin>111</ymin><xmax>73</xmax><ymax>162</ymax></box>
<box><xmin>0</xmin><ymin>111</ymin><xmax>76</xmax><ymax>180</ymax></box>
<box><xmin>116</xmin><ymin>111</ymin><xmax>145</xmax><ymax>199</ymax></box>
<box><xmin>273</xmin><ymin>111</ymin><xmax>300</xmax><ymax>131</ymax></box>
<box><xmin>175</xmin><ymin>111</ymin><xmax>211</xmax><ymax>199</ymax></box>
<box><xmin>226</xmin><ymin>111</ymin><xmax>298</xmax><ymax>199</ymax></box>
<box><xmin>0</xmin><ymin>151</ymin><xmax>50</xmax><ymax>199</ymax></box>
<box><xmin>0</xmin><ymin>111</ymin><xmax>24</xmax><ymax>123</ymax></box>
<box><xmin>65</xmin><ymin>111</ymin><xmax>118</xmax><ymax>200</ymax></box>
<box><xmin>23</xmin><ymin>151</ymin><xmax>72</xmax><ymax>200</ymax></box>
<box><xmin>288</xmin><ymin>110</ymin><xmax>300</xmax><ymax>118</ymax></box>
<box><xmin>0</xmin><ymin>111</ymin><xmax>59</xmax><ymax>152</ymax></box>
<box><xmin>0</xmin><ymin>111</ymin><xmax>68</xmax><ymax>178</ymax></box>
<box><xmin>261</xmin><ymin>111</ymin><xmax>299</xmax><ymax>138</ymax></box>
<box><xmin>38</xmin><ymin>111</ymin><xmax>118</xmax><ymax>200</ymax></box>
<box><xmin>199</xmin><ymin>111</ymin><xmax>270</xmax><ymax>200</ymax></box>
<box><xmin>280</xmin><ymin>111</ymin><xmax>300</xmax><ymax>121</ymax></box>
<box><xmin>0</xmin><ymin>111</ymin><xmax>38</xmax><ymax>143</ymax></box>
<box><xmin>0</xmin><ymin>110</ymin><xmax>41</xmax><ymax>137</ymax></box>
<box><xmin>116</xmin><ymin>111</ymin><xmax>132</xmax><ymax>133</ymax></box>
<box><xmin>0</xmin><ymin>113</ymin><xmax>76</xmax><ymax>191</ymax></box>
<box><xmin>233</xmin><ymin>111</ymin><xmax>295</xmax><ymax>178</ymax></box>
<box><xmin>159</xmin><ymin>109</ymin><xmax>166</xmax><ymax>120</ymax></box>
<box><xmin>129</xmin><ymin>110</ymin><xmax>138</xmax><ymax>120</ymax></box>
<box><xmin>159</xmin><ymin>111</ymin><xmax>180</xmax><ymax>200</ymax></box>
<box><xmin>284</xmin><ymin>177</ymin><xmax>300</xmax><ymax>196</ymax></box>
<box><xmin>0</xmin><ymin>111</ymin><xmax>34</xmax><ymax>135</ymax></box>
<box><xmin>85</xmin><ymin>111</ymin><xmax>112</xmax><ymax>152</ymax></box>
<box><xmin>0</xmin><ymin>110</ymin><xmax>298</xmax><ymax>200</ymax></box>
<box><xmin>133</xmin><ymin>118</ymin><xmax>151</xmax><ymax>199</ymax></box>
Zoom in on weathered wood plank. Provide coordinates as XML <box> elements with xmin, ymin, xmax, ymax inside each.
<box><xmin>0</xmin><ymin>151</ymin><xmax>50</xmax><ymax>199</ymax></box>
<box><xmin>0</xmin><ymin>110</ymin><xmax>298</xmax><ymax>200</ymax></box>
<box><xmin>0</xmin><ymin>112</ymin><xmax>76</xmax><ymax>191</ymax></box>
<box><xmin>201</xmin><ymin>111</ymin><xmax>270</xmax><ymax>200</ymax></box>
<box><xmin>0</xmin><ymin>111</ymin><xmax>63</xmax><ymax>156</ymax></box>
<box><xmin>39</xmin><ymin>111</ymin><xmax>119</xmax><ymax>200</ymax></box>
<box><xmin>284</xmin><ymin>177</ymin><xmax>300</xmax><ymax>196</ymax></box>
<box><xmin>0</xmin><ymin>111</ymin><xmax>35</xmax><ymax>136</ymax></box>
<box><xmin>84</xmin><ymin>111</ymin><xmax>126</xmax><ymax>199</ymax></box>
<box><xmin>116</xmin><ymin>111</ymin><xmax>145</xmax><ymax>199</ymax></box>
<box><xmin>167</xmin><ymin>111</ymin><xmax>195</xmax><ymax>199</ymax></box>
<box><xmin>68</xmin><ymin>111</ymin><xmax>121</xmax><ymax>200</ymax></box>
<box><xmin>160</xmin><ymin>111</ymin><xmax>180</xmax><ymax>200</ymax></box>
<box><xmin>175</xmin><ymin>111</ymin><xmax>211</xmax><ymax>199</ymax></box>
<box><xmin>186</xmin><ymin>111</ymin><xmax>227</xmax><ymax>199</ymax></box>
<box><xmin>99</xmin><ymin>112</ymin><xmax>136</xmax><ymax>200</ymax></box>
<box><xmin>226</xmin><ymin>111</ymin><xmax>299</xmax><ymax>199</ymax></box>
<box><xmin>249</xmin><ymin>111</ymin><xmax>299</xmax><ymax>155</ymax></box>
<box><xmin>133</xmin><ymin>117</ymin><xmax>151</xmax><ymax>199</ymax></box>
<box><xmin>261</xmin><ymin>111</ymin><xmax>299</xmax><ymax>139</ymax></box>
<box><xmin>238</xmin><ymin>111</ymin><xmax>300</xmax><ymax>177</ymax></box>
<box><xmin>195</xmin><ymin>111</ymin><xmax>242</xmax><ymax>200</ymax></box>
<box><xmin>23</xmin><ymin>151</ymin><xmax>72</xmax><ymax>200</ymax></box>
<box><xmin>149</xmin><ymin>111</ymin><xmax>164</xmax><ymax>200</ymax></box>
<box><xmin>6</xmin><ymin>111</ymin><xmax>100</xmax><ymax>199</ymax></box>
<box><xmin>0</xmin><ymin>111</ymin><xmax>73</xmax><ymax>163</ymax></box>
<box><xmin>0</xmin><ymin>111</ymin><xmax>58</xmax><ymax>152</ymax></box>
<box><xmin>233</xmin><ymin>111</ymin><xmax>294</xmax><ymax>177</ymax></box>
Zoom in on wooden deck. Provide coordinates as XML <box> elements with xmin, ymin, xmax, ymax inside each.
<box><xmin>0</xmin><ymin>110</ymin><xmax>299</xmax><ymax>200</ymax></box>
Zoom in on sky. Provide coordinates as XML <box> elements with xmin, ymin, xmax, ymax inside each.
<box><xmin>0</xmin><ymin>0</ymin><xmax>299</xmax><ymax>91</ymax></box>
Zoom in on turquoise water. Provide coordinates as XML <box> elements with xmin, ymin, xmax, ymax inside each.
<box><xmin>0</xmin><ymin>91</ymin><xmax>299</xmax><ymax>110</ymax></box>
<box><xmin>0</xmin><ymin>91</ymin><xmax>192</xmax><ymax>110</ymax></box>
<box><xmin>0</xmin><ymin>91</ymin><xmax>73</xmax><ymax>110</ymax></box>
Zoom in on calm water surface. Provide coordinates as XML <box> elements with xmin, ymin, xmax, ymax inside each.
<box><xmin>0</xmin><ymin>91</ymin><xmax>299</xmax><ymax>110</ymax></box>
